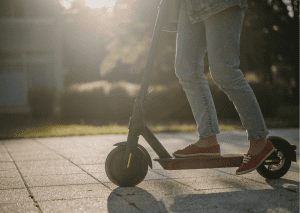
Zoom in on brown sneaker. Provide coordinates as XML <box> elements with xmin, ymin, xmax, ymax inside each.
<box><xmin>172</xmin><ymin>144</ymin><xmax>221</xmax><ymax>158</ymax></box>
<box><xmin>236</xmin><ymin>138</ymin><xmax>275</xmax><ymax>175</ymax></box>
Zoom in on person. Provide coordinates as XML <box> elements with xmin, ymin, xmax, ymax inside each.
<box><xmin>170</xmin><ymin>0</ymin><xmax>275</xmax><ymax>175</ymax></box>
<box><xmin>162</xmin><ymin>0</ymin><xmax>180</xmax><ymax>32</ymax></box>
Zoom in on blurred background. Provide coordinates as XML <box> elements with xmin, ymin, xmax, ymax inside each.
<box><xmin>0</xmin><ymin>0</ymin><xmax>299</xmax><ymax>134</ymax></box>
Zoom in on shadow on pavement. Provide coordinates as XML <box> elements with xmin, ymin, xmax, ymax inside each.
<box><xmin>265</xmin><ymin>178</ymin><xmax>299</xmax><ymax>193</ymax></box>
<box><xmin>107</xmin><ymin>179</ymin><xmax>299</xmax><ymax>213</ymax></box>
<box><xmin>107</xmin><ymin>187</ymin><xmax>168</xmax><ymax>213</ymax></box>
<box><xmin>168</xmin><ymin>188</ymin><xmax>298</xmax><ymax>213</ymax></box>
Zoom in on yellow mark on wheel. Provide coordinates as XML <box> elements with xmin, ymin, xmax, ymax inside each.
<box><xmin>127</xmin><ymin>153</ymin><xmax>132</xmax><ymax>168</ymax></box>
<box><xmin>265</xmin><ymin>160</ymin><xmax>272</xmax><ymax>162</ymax></box>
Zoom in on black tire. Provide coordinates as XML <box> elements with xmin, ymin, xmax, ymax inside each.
<box><xmin>256</xmin><ymin>137</ymin><xmax>292</xmax><ymax>179</ymax></box>
<box><xmin>105</xmin><ymin>146</ymin><xmax>148</xmax><ymax>187</ymax></box>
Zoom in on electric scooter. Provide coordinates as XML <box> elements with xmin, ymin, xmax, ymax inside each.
<box><xmin>105</xmin><ymin>0</ymin><xmax>297</xmax><ymax>187</ymax></box>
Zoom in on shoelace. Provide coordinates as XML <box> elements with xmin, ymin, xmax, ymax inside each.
<box><xmin>243</xmin><ymin>155</ymin><xmax>251</xmax><ymax>163</ymax></box>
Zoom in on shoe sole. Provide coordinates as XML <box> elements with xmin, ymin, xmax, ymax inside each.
<box><xmin>173</xmin><ymin>153</ymin><xmax>221</xmax><ymax>158</ymax></box>
<box><xmin>236</xmin><ymin>147</ymin><xmax>275</xmax><ymax>175</ymax></box>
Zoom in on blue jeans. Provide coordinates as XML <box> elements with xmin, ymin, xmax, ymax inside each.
<box><xmin>175</xmin><ymin>3</ymin><xmax>269</xmax><ymax>141</ymax></box>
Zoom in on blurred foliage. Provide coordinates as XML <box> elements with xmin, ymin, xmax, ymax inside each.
<box><xmin>60</xmin><ymin>81</ymin><xmax>138</xmax><ymax>121</ymax></box>
<box><xmin>240</xmin><ymin>0</ymin><xmax>299</xmax><ymax>105</ymax></box>
<box><xmin>63</xmin><ymin>0</ymin><xmax>298</xmax><ymax>105</ymax></box>
<box><xmin>59</xmin><ymin>0</ymin><xmax>299</xmax><ymax>123</ymax></box>
<box><xmin>60</xmin><ymin>80</ymin><xmax>191</xmax><ymax>122</ymax></box>
<box><xmin>59</xmin><ymin>78</ymin><xmax>293</xmax><ymax>123</ymax></box>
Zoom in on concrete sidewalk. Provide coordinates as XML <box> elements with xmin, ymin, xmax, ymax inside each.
<box><xmin>0</xmin><ymin>130</ymin><xmax>299</xmax><ymax>213</ymax></box>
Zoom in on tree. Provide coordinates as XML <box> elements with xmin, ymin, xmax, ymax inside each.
<box><xmin>64</xmin><ymin>0</ymin><xmax>299</xmax><ymax>105</ymax></box>
<box><xmin>240</xmin><ymin>0</ymin><xmax>299</xmax><ymax>104</ymax></box>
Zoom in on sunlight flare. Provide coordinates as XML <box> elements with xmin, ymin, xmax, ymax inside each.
<box><xmin>61</xmin><ymin>0</ymin><xmax>72</xmax><ymax>9</ymax></box>
<box><xmin>61</xmin><ymin>0</ymin><xmax>116</xmax><ymax>13</ymax></box>
<box><xmin>85</xmin><ymin>0</ymin><xmax>116</xmax><ymax>12</ymax></box>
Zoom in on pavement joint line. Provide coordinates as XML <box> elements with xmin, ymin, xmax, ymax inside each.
<box><xmin>149</xmin><ymin>170</ymin><xmax>200</xmax><ymax>191</ymax></box>
<box><xmin>10</xmin><ymin>159</ymin><xmax>65</xmax><ymax>162</ymax></box>
<box><xmin>0</xmin><ymin>187</ymin><xmax>26</xmax><ymax>190</ymax></box>
<box><xmin>39</xmin><ymin>196</ymin><xmax>109</xmax><ymax>202</ymax></box>
<box><xmin>29</xmin><ymin>183</ymin><xmax>110</xmax><ymax>188</ymax></box>
<box><xmin>20</xmin><ymin>172</ymin><xmax>87</xmax><ymax>177</ymax></box>
<box><xmin>33</xmin><ymin>140</ymin><xmax>110</xmax><ymax>190</ymax></box>
<box><xmin>149</xmin><ymin>167</ymin><xmax>277</xmax><ymax>192</ymax></box>
<box><xmin>212</xmin><ymin>168</ymin><xmax>272</xmax><ymax>185</ymax></box>
<box><xmin>2</xmin><ymin>141</ymin><xmax>43</xmax><ymax>213</ymax></box>
<box><xmin>34</xmin><ymin>138</ymin><xmax>143</xmax><ymax>212</ymax></box>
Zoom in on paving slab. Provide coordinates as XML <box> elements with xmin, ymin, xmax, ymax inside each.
<box><xmin>58</xmin><ymin>151</ymin><xmax>107</xmax><ymax>158</ymax></box>
<box><xmin>1</xmin><ymin>130</ymin><xmax>299</xmax><ymax>213</ymax></box>
<box><xmin>69</xmin><ymin>155</ymin><xmax>108</xmax><ymax>165</ymax></box>
<box><xmin>0</xmin><ymin>152</ymin><xmax>12</xmax><ymax>162</ymax></box>
<box><xmin>9</xmin><ymin>153</ymin><xmax>64</xmax><ymax>162</ymax></box>
<box><xmin>91</xmin><ymin>170</ymin><xmax>168</xmax><ymax>183</ymax></box>
<box><xmin>18</xmin><ymin>165</ymin><xmax>84</xmax><ymax>176</ymax></box>
<box><xmin>0</xmin><ymin>144</ymin><xmax>7</xmax><ymax>153</ymax></box>
<box><xmin>23</xmin><ymin>173</ymin><xmax>99</xmax><ymax>187</ymax></box>
<box><xmin>152</xmin><ymin>168</ymin><xmax>229</xmax><ymax>179</ymax></box>
<box><xmin>177</xmin><ymin>175</ymin><xmax>273</xmax><ymax>191</ymax></box>
<box><xmin>8</xmin><ymin>151</ymin><xmax>58</xmax><ymax>157</ymax></box>
<box><xmin>112</xmin><ymin>186</ymin><xmax>298</xmax><ymax>213</ymax></box>
<box><xmin>0</xmin><ymin>202</ymin><xmax>39</xmax><ymax>213</ymax></box>
<box><xmin>105</xmin><ymin>179</ymin><xmax>198</xmax><ymax>196</ymax></box>
<box><xmin>38</xmin><ymin>195</ymin><xmax>140</xmax><ymax>213</ymax></box>
<box><xmin>0</xmin><ymin>162</ymin><xmax>16</xmax><ymax>171</ymax></box>
<box><xmin>121</xmin><ymin>192</ymin><xmax>173</xmax><ymax>213</ymax></box>
<box><xmin>0</xmin><ymin>176</ymin><xmax>26</xmax><ymax>190</ymax></box>
<box><xmin>3</xmin><ymin>140</ymin><xmax>49</xmax><ymax>152</ymax></box>
<box><xmin>78</xmin><ymin>164</ymin><xmax>105</xmax><ymax>173</ymax></box>
<box><xmin>15</xmin><ymin>159</ymin><xmax>73</xmax><ymax>168</ymax></box>
<box><xmin>0</xmin><ymin>170</ymin><xmax>20</xmax><ymax>178</ymax></box>
<box><xmin>30</xmin><ymin>184</ymin><xmax>111</xmax><ymax>201</ymax></box>
<box><xmin>215</xmin><ymin>166</ymin><xmax>300</xmax><ymax>183</ymax></box>
<box><xmin>161</xmin><ymin>189</ymin><xmax>298</xmax><ymax>213</ymax></box>
<box><xmin>0</xmin><ymin>189</ymin><xmax>32</xmax><ymax>204</ymax></box>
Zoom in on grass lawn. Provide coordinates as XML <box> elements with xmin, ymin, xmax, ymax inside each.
<box><xmin>0</xmin><ymin>122</ymin><xmax>244</xmax><ymax>139</ymax></box>
<box><xmin>0</xmin><ymin>115</ymin><xmax>297</xmax><ymax>139</ymax></box>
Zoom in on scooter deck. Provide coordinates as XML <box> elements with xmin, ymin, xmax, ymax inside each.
<box><xmin>153</xmin><ymin>154</ymin><xmax>244</xmax><ymax>170</ymax></box>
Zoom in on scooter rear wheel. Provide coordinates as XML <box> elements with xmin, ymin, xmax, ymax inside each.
<box><xmin>105</xmin><ymin>146</ymin><xmax>148</xmax><ymax>187</ymax></box>
<box><xmin>256</xmin><ymin>138</ymin><xmax>292</xmax><ymax>179</ymax></box>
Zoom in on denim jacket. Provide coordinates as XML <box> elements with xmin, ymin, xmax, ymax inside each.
<box><xmin>186</xmin><ymin>0</ymin><xmax>248</xmax><ymax>24</ymax></box>
<box><xmin>163</xmin><ymin>0</ymin><xmax>248</xmax><ymax>32</ymax></box>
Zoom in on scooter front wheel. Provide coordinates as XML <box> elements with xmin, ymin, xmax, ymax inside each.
<box><xmin>105</xmin><ymin>145</ymin><xmax>148</xmax><ymax>187</ymax></box>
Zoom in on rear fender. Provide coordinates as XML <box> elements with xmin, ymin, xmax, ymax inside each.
<box><xmin>113</xmin><ymin>142</ymin><xmax>153</xmax><ymax>169</ymax></box>
<box><xmin>269</xmin><ymin>136</ymin><xmax>297</xmax><ymax>162</ymax></box>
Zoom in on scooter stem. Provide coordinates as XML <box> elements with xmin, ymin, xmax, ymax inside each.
<box><xmin>123</xmin><ymin>0</ymin><xmax>169</xmax><ymax>169</ymax></box>
<box><xmin>139</xmin><ymin>0</ymin><xmax>168</xmax><ymax>101</ymax></box>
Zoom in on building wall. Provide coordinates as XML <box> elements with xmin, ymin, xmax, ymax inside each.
<box><xmin>0</xmin><ymin>18</ymin><xmax>66</xmax><ymax>113</ymax></box>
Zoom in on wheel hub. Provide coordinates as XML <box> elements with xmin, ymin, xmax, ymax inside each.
<box><xmin>265</xmin><ymin>151</ymin><xmax>285</xmax><ymax>171</ymax></box>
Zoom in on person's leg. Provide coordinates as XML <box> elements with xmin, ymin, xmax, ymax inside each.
<box><xmin>204</xmin><ymin>5</ymin><xmax>269</xmax><ymax>147</ymax></box>
<box><xmin>175</xmin><ymin>1</ymin><xmax>220</xmax><ymax>140</ymax></box>
<box><xmin>204</xmin><ymin>5</ymin><xmax>273</xmax><ymax>173</ymax></box>
<box><xmin>173</xmin><ymin>1</ymin><xmax>220</xmax><ymax>157</ymax></box>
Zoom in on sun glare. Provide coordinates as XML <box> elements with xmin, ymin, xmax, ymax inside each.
<box><xmin>85</xmin><ymin>0</ymin><xmax>116</xmax><ymax>10</ymax></box>
<box><xmin>61</xmin><ymin>0</ymin><xmax>116</xmax><ymax>13</ymax></box>
<box><xmin>61</xmin><ymin>0</ymin><xmax>72</xmax><ymax>9</ymax></box>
